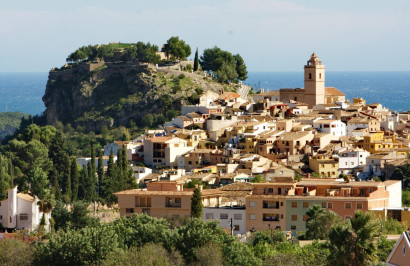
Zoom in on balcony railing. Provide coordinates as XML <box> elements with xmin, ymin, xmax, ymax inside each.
<box><xmin>166</xmin><ymin>204</ymin><xmax>181</xmax><ymax>208</ymax></box>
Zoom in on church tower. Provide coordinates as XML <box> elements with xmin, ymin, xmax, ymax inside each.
<box><xmin>304</xmin><ymin>53</ymin><xmax>325</xmax><ymax>108</ymax></box>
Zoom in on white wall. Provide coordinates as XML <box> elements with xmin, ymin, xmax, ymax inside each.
<box><xmin>203</xmin><ymin>207</ymin><xmax>246</xmax><ymax>235</ymax></box>
<box><xmin>386</xmin><ymin>181</ymin><xmax>402</xmax><ymax>208</ymax></box>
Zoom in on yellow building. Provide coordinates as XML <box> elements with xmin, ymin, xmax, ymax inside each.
<box><xmin>309</xmin><ymin>155</ymin><xmax>339</xmax><ymax>178</ymax></box>
<box><xmin>356</xmin><ymin>132</ymin><xmax>410</xmax><ymax>155</ymax></box>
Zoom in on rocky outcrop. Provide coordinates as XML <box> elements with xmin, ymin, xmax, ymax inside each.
<box><xmin>42</xmin><ymin>61</ymin><xmax>231</xmax><ymax>132</ymax></box>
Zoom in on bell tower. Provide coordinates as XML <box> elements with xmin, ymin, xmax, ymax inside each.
<box><xmin>304</xmin><ymin>53</ymin><xmax>325</xmax><ymax>108</ymax></box>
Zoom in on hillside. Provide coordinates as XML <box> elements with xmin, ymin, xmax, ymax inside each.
<box><xmin>0</xmin><ymin>111</ymin><xmax>29</xmax><ymax>140</ymax></box>
<box><xmin>42</xmin><ymin>60</ymin><xmax>241</xmax><ymax>132</ymax></box>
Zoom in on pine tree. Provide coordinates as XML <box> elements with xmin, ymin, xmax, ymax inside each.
<box><xmin>0</xmin><ymin>166</ymin><xmax>8</xmax><ymax>200</ymax></box>
<box><xmin>191</xmin><ymin>187</ymin><xmax>203</xmax><ymax>218</ymax></box>
<box><xmin>78</xmin><ymin>166</ymin><xmax>88</xmax><ymax>200</ymax></box>
<box><xmin>8</xmin><ymin>158</ymin><xmax>14</xmax><ymax>187</ymax></box>
<box><xmin>101</xmin><ymin>151</ymin><xmax>118</xmax><ymax>206</ymax></box>
<box><xmin>97</xmin><ymin>150</ymin><xmax>104</xmax><ymax>198</ymax></box>
<box><xmin>62</xmin><ymin>154</ymin><xmax>71</xmax><ymax>203</ymax></box>
<box><xmin>50</xmin><ymin>168</ymin><xmax>62</xmax><ymax>200</ymax></box>
<box><xmin>194</xmin><ymin>48</ymin><xmax>199</xmax><ymax>71</ymax></box>
<box><xmin>70</xmin><ymin>157</ymin><xmax>79</xmax><ymax>202</ymax></box>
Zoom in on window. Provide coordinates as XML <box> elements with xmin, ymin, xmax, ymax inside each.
<box><xmin>234</xmin><ymin>214</ymin><xmax>242</xmax><ymax>220</ymax></box>
<box><xmin>303</xmin><ymin>215</ymin><xmax>308</xmax><ymax>221</ymax></box>
<box><xmin>321</xmin><ymin>202</ymin><xmax>326</xmax><ymax>208</ymax></box>
<box><xmin>142</xmin><ymin>208</ymin><xmax>150</xmax><ymax>215</ymax></box>
<box><xmin>268</xmin><ymin>188</ymin><xmax>273</xmax><ymax>193</ymax></box>
<box><xmin>249</xmin><ymin>214</ymin><xmax>256</xmax><ymax>220</ymax></box>
<box><xmin>292</xmin><ymin>215</ymin><xmax>297</xmax><ymax>221</ymax></box>
<box><xmin>351</xmin><ymin>162</ymin><xmax>354</xmax><ymax>165</ymax></box>
<box><xmin>309</xmin><ymin>73</ymin><xmax>312</xmax><ymax>79</ymax></box>
<box><xmin>303</xmin><ymin>202</ymin><xmax>309</xmax><ymax>208</ymax></box>
<box><xmin>291</xmin><ymin>225</ymin><xmax>296</xmax><ymax>230</ymax></box>
<box><xmin>345</xmin><ymin>203</ymin><xmax>352</xmax><ymax>209</ymax></box>
<box><xmin>19</xmin><ymin>214</ymin><xmax>28</xmax><ymax>221</ymax></box>
<box><xmin>0</xmin><ymin>215</ymin><xmax>2</xmax><ymax>220</ymax></box>
<box><xmin>403</xmin><ymin>245</ymin><xmax>406</xmax><ymax>255</ymax></box>
<box><xmin>234</xmin><ymin>225</ymin><xmax>240</xmax><ymax>231</ymax></box>
<box><xmin>250</xmin><ymin>201</ymin><xmax>256</xmax><ymax>207</ymax></box>
<box><xmin>280</xmin><ymin>202</ymin><xmax>284</xmax><ymax>206</ymax></box>
<box><xmin>369</xmin><ymin>189</ymin><xmax>373</xmax><ymax>193</ymax></box>
<box><xmin>327</xmin><ymin>202</ymin><xmax>333</xmax><ymax>209</ymax></box>
<box><xmin>220</xmin><ymin>213</ymin><xmax>228</xmax><ymax>219</ymax></box>
<box><xmin>205</xmin><ymin>213</ymin><xmax>214</xmax><ymax>219</ymax></box>
<box><xmin>291</xmin><ymin>202</ymin><xmax>297</xmax><ymax>208</ymax></box>
<box><xmin>356</xmin><ymin>203</ymin><xmax>363</xmax><ymax>210</ymax></box>
<box><xmin>126</xmin><ymin>208</ymin><xmax>134</xmax><ymax>213</ymax></box>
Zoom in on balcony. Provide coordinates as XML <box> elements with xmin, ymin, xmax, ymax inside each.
<box><xmin>263</xmin><ymin>201</ymin><xmax>280</xmax><ymax>209</ymax></box>
<box><xmin>263</xmin><ymin>214</ymin><xmax>279</xmax><ymax>221</ymax></box>
<box><xmin>165</xmin><ymin>203</ymin><xmax>182</xmax><ymax>208</ymax></box>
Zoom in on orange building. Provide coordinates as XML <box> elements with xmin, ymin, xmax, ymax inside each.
<box><xmin>114</xmin><ymin>181</ymin><xmax>224</xmax><ymax>219</ymax></box>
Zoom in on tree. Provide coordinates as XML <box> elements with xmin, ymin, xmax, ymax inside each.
<box><xmin>328</xmin><ymin>211</ymin><xmax>379</xmax><ymax>266</ymax></box>
<box><xmin>391</xmin><ymin>163</ymin><xmax>410</xmax><ymax>187</ymax></box>
<box><xmin>103</xmin><ymin>243</ymin><xmax>183</xmax><ymax>266</ymax></box>
<box><xmin>28</xmin><ymin>166</ymin><xmax>50</xmax><ymax>200</ymax></box>
<box><xmin>233</xmin><ymin>53</ymin><xmax>248</xmax><ymax>81</ymax></box>
<box><xmin>141</xmin><ymin>113</ymin><xmax>154</xmax><ymax>128</ymax></box>
<box><xmin>403</xmin><ymin>188</ymin><xmax>410</xmax><ymax>206</ymax></box>
<box><xmin>252</xmin><ymin>174</ymin><xmax>265</xmax><ymax>183</ymax></box>
<box><xmin>166</xmin><ymin>36</ymin><xmax>191</xmax><ymax>60</ymax></box>
<box><xmin>70</xmin><ymin>157</ymin><xmax>79</xmax><ymax>202</ymax></box>
<box><xmin>0</xmin><ymin>238</ymin><xmax>34</xmax><ymax>266</ymax></box>
<box><xmin>34</xmin><ymin>225</ymin><xmax>116</xmax><ymax>265</ymax></box>
<box><xmin>97</xmin><ymin>150</ymin><xmax>104</xmax><ymax>198</ymax></box>
<box><xmin>191</xmin><ymin>187</ymin><xmax>203</xmax><ymax>218</ymax></box>
<box><xmin>100</xmin><ymin>151</ymin><xmax>118</xmax><ymax>206</ymax></box>
<box><xmin>193</xmin><ymin>48</ymin><xmax>199</xmax><ymax>71</ymax></box>
<box><xmin>305</xmin><ymin>205</ymin><xmax>341</xmax><ymax>240</ymax></box>
<box><xmin>200</xmin><ymin>46</ymin><xmax>244</xmax><ymax>83</ymax></box>
<box><xmin>61</xmin><ymin>155</ymin><xmax>71</xmax><ymax>203</ymax></box>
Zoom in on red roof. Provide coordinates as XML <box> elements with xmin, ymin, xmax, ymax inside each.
<box><xmin>219</xmin><ymin>92</ymin><xmax>240</xmax><ymax>100</ymax></box>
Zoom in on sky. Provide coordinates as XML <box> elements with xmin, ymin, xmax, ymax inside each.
<box><xmin>1</xmin><ymin>0</ymin><xmax>409</xmax><ymax>72</ymax></box>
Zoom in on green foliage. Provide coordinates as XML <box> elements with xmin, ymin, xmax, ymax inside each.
<box><xmin>0</xmin><ymin>238</ymin><xmax>34</xmax><ymax>266</ymax></box>
<box><xmin>376</xmin><ymin>236</ymin><xmax>396</xmax><ymax>262</ymax></box>
<box><xmin>35</xmin><ymin>225</ymin><xmax>117</xmax><ymax>265</ymax></box>
<box><xmin>67</xmin><ymin>42</ymin><xmax>160</xmax><ymax>64</ymax></box>
<box><xmin>252</xmin><ymin>174</ymin><xmax>265</xmax><ymax>183</ymax></box>
<box><xmin>391</xmin><ymin>163</ymin><xmax>410</xmax><ymax>187</ymax></box>
<box><xmin>111</xmin><ymin>214</ymin><xmax>173</xmax><ymax>249</ymax></box>
<box><xmin>191</xmin><ymin>187</ymin><xmax>203</xmax><ymax>218</ymax></box>
<box><xmin>0</xmin><ymin>112</ymin><xmax>29</xmax><ymax>141</ymax></box>
<box><xmin>103</xmin><ymin>243</ymin><xmax>183</xmax><ymax>266</ymax></box>
<box><xmin>328</xmin><ymin>211</ymin><xmax>379</xmax><ymax>266</ymax></box>
<box><xmin>379</xmin><ymin>217</ymin><xmax>406</xmax><ymax>234</ymax></box>
<box><xmin>166</xmin><ymin>36</ymin><xmax>191</xmax><ymax>60</ymax></box>
<box><xmin>200</xmin><ymin>46</ymin><xmax>247</xmax><ymax>83</ymax></box>
<box><xmin>193</xmin><ymin>48</ymin><xmax>199</xmax><ymax>71</ymax></box>
<box><xmin>403</xmin><ymin>188</ymin><xmax>410</xmax><ymax>206</ymax></box>
<box><xmin>52</xmin><ymin>200</ymin><xmax>99</xmax><ymax>231</ymax></box>
<box><xmin>305</xmin><ymin>205</ymin><xmax>342</xmax><ymax>240</ymax></box>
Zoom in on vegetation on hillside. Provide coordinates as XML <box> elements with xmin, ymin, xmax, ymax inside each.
<box><xmin>200</xmin><ymin>46</ymin><xmax>248</xmax><ymax>83</ymax></box>
<box><xmin>0</xmin><ymin>112</ymin><xmax>29</xmax><ymax>140</ymax></box>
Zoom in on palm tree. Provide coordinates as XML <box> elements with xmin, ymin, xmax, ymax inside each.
<box><xmin>37</xmin><ymin>198</ymin><xmax>53</xmax><ymax>235</ymax></box>
<box><xmin>328</xmin><ymin>211</ymin><xmax>378</xmax><ymax>266</ymax></box>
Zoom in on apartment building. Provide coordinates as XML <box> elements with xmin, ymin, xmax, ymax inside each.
<box><xmin>346</xmin><ymin>117</ymin><xmax>380</xmax><ymax>136</ymax></box>
<box><xmin>114</xmin><ymin>181</ymin><xmax>224</xmax><ymax>219</ymax></box>
<box><xmin>143</xmin><ymin>136</ymin><xmax>194</xmax><ymax>168</ymax></box>
<box><xmin>309</xmin><ymin>155</ymin><xmax>339</xmax><ymax>178</ymax></box>
<box><xmin>313</xmin><ymin>119</ymin><xmax>346</xmax><ymax>137</ymax></box>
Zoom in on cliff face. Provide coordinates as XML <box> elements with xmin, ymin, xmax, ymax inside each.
<box><xmin>42</xmin><ymin>61</ymin><xmax>226</xmax><ymax>131</ymax></box>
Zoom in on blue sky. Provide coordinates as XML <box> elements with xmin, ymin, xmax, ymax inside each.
<box><xmin>1</xmin><ymin>0</ymin><xmax>409</xmax><ymax>72</ymax></box>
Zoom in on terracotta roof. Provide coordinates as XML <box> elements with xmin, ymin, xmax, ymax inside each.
<box><xmin>17</xmin><ymin>193</ymin><xmax>35</xmax><ymax>202</ymax></box>
<box><xmin>314</xmin><ymin>119</ymin><xmax>338</xmax><ymax>124</ymax></box>
<box><xmin>146</xmin><ymin>137</ymin><xmax>172</xmax><ymax>143</ymax></box>
<box><xmin>220</xmin><ymin>182</ymin><xmax>254</xmax><ymax>191</ymax></box>
<box><xmin>219</xmin><ymin>92</ymin><xmax>241</xmax><ymax>100</ymax></box>
<box><xmin>296</xmin><ymin>179</ymin><xmax>383</xmax><ymax>188</ymax></box>
<box><xmin>280</xmin><ymin>131</ymin><xmax>312</xmax><ymax>140</ymax></box>
<box><xmin>325</xmin><ymin>87</ymin><xmax>345</xmax><ymax>96</ymax></box>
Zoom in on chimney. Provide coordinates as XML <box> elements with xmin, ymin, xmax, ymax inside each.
<box><xmin>306</xmin><ymin>173</ymin><xmax>310</xmax><ymax>179</ymax></box>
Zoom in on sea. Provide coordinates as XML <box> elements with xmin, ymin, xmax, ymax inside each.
<box><xmin>0</xmin><ymin>71</ymin><xmax>408</xmax><ymax>115</ymax></box>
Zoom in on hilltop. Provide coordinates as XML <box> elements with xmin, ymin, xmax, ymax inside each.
<box><xmin>42</xmin><ymin>41</ymin><xmax>249</xmax><ymax>133</ymax></box>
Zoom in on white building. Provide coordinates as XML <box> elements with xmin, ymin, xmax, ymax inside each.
<box><xmin>0</xmin><ymin>187</ymin><xmax>51</xmax><ymax>232</ymax></box>
<box><xmin>203</xmin><ymin>207</ymin><xmax>246</xmax><ymax>236</ymax></box>
<box><xmin>338</xmin><ymin>149</ymin><xmax>369</xmax><ymax>177</ymax></box>
<box><xmin>313</xmin><ymin>119</ymin><xmax>346</xmax><ymax>137</ymax></box>
<box><xmin>143</xmin><ymin>137</ymin><xmax>194</xmax><ymax>168</ymax></box>
<box><xmin>132</xmin><ymin>166</ymin><xmax>152</xmax><ymax>182</ymax></box>
<box><xmin>77</xmin><ymin>156</ymin><xmax>117</xmax><ymax>168</ymax></box>
<box><xmin>346</xmin><ymin>118</ymin><xmax>380</xmax><ymax>136</ymax></box>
